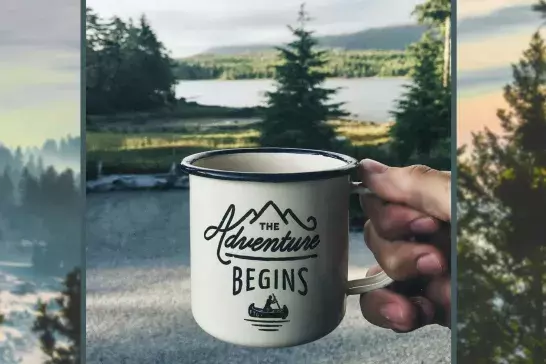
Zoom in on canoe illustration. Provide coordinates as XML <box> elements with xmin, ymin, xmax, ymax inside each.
<box><xmin>248</xmin><ymin>294</ymin><xmax>289</xmax><ymax>319</ymax></box>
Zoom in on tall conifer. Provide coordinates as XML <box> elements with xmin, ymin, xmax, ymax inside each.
<box><xmin>458</xmin><ymin>6</ymin><xmax>546</xmax><ymax>361</ymax></box>
<box><xmin>259</xmin><ymin>4</ymin><xmax>347</xmax><ymax>149</ymax></box>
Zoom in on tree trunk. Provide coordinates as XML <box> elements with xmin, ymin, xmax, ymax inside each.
<box><xmin>442</xmin><ymin>16</ymin><xmax>451</xmax><ymax>87</ymax></box>
<box><xmin>531</xmin><ymin>256</ymin><xmax>545</xmax><ymax>363</ymax></box>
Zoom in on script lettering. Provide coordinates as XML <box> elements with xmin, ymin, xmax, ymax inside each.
<box><xmin>204</xmin><ymin>204</ymin><xmax>320</xmax><ymax>265</ymax></box>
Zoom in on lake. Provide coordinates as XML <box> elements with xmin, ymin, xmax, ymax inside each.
<box><xmin>175</xmin><ymin>78</ymin><xmax>408</xmax><ymax>123</ymax></box>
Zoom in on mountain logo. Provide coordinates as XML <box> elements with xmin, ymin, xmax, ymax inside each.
<box><xmin>203</xmin><ymin>201</ymin><xmax>320</xmax><ymax>265</ymax></box>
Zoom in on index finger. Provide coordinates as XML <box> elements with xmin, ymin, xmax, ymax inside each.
<box><xmin>359</xmin><ymin>160</ymin><xmax>451</xmax><ymax>222</ymax></box>
<box><xmin>360</xmin><ymin>193</ymin><xmax>441</xmax><ymax>240</ymax></box>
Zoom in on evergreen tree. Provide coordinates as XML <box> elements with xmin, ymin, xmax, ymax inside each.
<box><xmin>19</xmin><ymin>168</ymin><xmax>41</xmax><ymax>215</ymax></box>
<box><xmin>26</xmin><ymin>154</ymin><xmax>39</xmax><ymax>177</ymax></box>
<box><xmin>533</xmin><ymin>0</ymin><xmax>546</xmax><ymax>16</ymax></box>
<box><xmin>13</xmin><ymin>147</ymin><xmax>24</xmax><ymax>174</ymax></box>
<box><xmin>389</xmin><ymin>29</ymin><xmax>451</xmax><ymax>169</ymax></box>
<box><xmin>0</xmin><ymin>167</ymin><xmax>14</xmax><ymax>208</ymax></box>
<box><xmin>86</xmin><ymin>8</ymin><xmax>176</xmax><ymax>114</ymax></box>
<box><xmin>33</xmin><ymin>268</ymin><xmax>81</xmax><ymax>364</ymax></box>
<box><xmin>37</xmin><ymin>157</ymin><xmax>45</xmax><ymax>176</ymax></box>
<box><xmin>42</xmin><ymin>140</ymin><xmax>58</xmax><ymax>156</ymax></box>
<box><xmin>259</xmin><ymin>4</ymin><xmax>347</xmax><ymax>150</ymax></box>
<box><xmin>413</xmin><ymin>0</ymin><xmax>451</xmax><ymax>86</ymax></box>
<box><xmin>458</xmin><ymin>15</ymin><xmax>546</xmax><ymax>363</ymax></box>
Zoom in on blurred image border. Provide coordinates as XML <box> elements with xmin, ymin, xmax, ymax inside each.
<box><xmin>450</xmin><ymin>0</ymin><xmax>458</xmax><ymax>363</ymax></box>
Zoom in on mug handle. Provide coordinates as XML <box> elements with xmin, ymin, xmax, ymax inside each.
<box><xmin>346</xmin><ymin>182</ymin><xmax>394</xmax><ymax>296</ymax></box>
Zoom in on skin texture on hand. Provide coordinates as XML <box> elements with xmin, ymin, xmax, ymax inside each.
<box><xmin>358</xmin><ymin>159</ymin><xmax>451</xmax><ymax>332</ymax></box>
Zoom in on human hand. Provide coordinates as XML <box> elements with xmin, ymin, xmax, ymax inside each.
<box><xmin>358</xmin><ymin>159</ymin><xmax>451</xmax><ymax>332</ymax></box>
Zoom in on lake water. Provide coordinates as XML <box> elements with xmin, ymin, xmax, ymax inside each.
<box><xmin>175</xmin><ymin>78</ymin><xmax>408</xmax><ymax>123</ymax></box>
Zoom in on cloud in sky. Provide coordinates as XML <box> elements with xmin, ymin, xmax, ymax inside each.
<box><xmin>458</xmin><ymin>2</ymin><xmax>541</xmax><ymax>41</ymax></box>
<box><xmin>87</xmin><ymin>0</ymin><xmax>424</xmax><ymax>57</ymax></box>
<box><xmin>458</xmin><ymin>0</ymin><xmax>535</xmax><ymax>18</ymax></box>
<box><xmin>0</xmin><ymin>0</ymin><xmax>80</xmax><ymax>148</ymax></box>
<box><xmin>458</xmin><ymin>1</ymin><xmax>543</xmax><ymax>74</ymax></box>
<box><xmin>87</xmin><ymin>0</ymin><xmax>543</xmax><ymax>57</ymax></box>
<box><xmin>458</xmin><ymin>0</ymin><xmax>544</xmax><ymax>149</ymax></box>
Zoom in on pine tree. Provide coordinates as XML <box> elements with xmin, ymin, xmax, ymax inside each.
<box><xmin>134</xmin><ymin>15</ymin><xmax>176</xmax><ymax>107</ymax></box>
<box><xmin>413</xmin><ymin>0</ymin><xmax>451</xmax><ymax>86</ymax></box>
<box><xmin>19</xmin><ymin>168</ymin><xmax>41</xmax><ymax>215</ymax></box>
<box><xmin>389</xmin><ymin>29</ymin><xmax>451</xmax><ymax>168</ymax></box>
<box><xmin>0</xmin><ymin>167</ymin><xmax>14</xmax><ymax>208</ymax></box>
<box><xmin>458</xmin><ymin>22</ymin><xmax>546</xmax><ymax>364</ymax></box>
<box><xmin>33</xmin><ymin>268</ymin><xmax>81</xmax><ymax>364</ymax></box>
<box><xmin>533</xmin><ymin>0</ymin><xmax>546</xmax><ymax>16</ymax></box>
<box><xmin>13</xmin><ymin>147</ymin><xmax>24</xmax><ymax>174</ymax></box>
<box><xmin>259</xmin><ymin>4</ymin><xmax>347</xmax><ymax>150</ymax></box>
<box><xmin>86</xmin><ymin>8</ymin><xmax>176</xmax><ymax>114</ymax></box>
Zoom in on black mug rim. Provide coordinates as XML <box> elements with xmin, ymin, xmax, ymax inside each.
<box><xmin>180</xmin><ymin>147</ymin><xmax>359</xmax><ymax>182</ymax></box>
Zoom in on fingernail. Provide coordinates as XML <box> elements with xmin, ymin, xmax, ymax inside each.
<box><xmin>409</xmin><ymin>217</ymin><xmax>437</xmax><ymax>234</ymax></box>
<box><xmin>417</xmin><ymin>254</ymin><xmax>443</xmax><ymax>275</ymax></box>
<box><xmin>379</xmin><ymin>303</ymin><xmax>404</xmax><ymax>324</ymax></box>
<box><xmin>361</xmin><ymin>159</ymin><xmax>388</xmax><ymax>174</ymax></box>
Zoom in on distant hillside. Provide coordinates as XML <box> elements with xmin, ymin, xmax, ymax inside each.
<box><xmin>202</xmin><ymin>24</ymin><xmax>426</xmax><ymax>55</ymax></box>
<box><xmin>174</xmin><ymin>50</ymin><xmax>412</xmax><ymax>80</ymax></box>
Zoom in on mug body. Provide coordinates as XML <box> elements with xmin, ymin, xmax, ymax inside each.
<box><xmin>185</xmin><ymin>149</ymin><xmax>357</xmax><ymax>347</ymax></box>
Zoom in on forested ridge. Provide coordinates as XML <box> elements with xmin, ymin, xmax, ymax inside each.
<box><xmin>0</xmin><ymin>139</ymin><xmax>81</xmax><ymax>276</ymax></box>
<box><xmin>202</xmin><ymin>23</ymin><xmax>426</xmax><ymax>54</ymax></box>
<box><xmin>173</xmin><ymin>50</ymin><xmax>412</xmax><ymax>80</ymax></box>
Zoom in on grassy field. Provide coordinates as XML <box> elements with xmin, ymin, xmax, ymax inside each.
<box><xmin>86</xmin><ymin>118</ymin><xmax>391</xmax><ymax>177</ymax></box>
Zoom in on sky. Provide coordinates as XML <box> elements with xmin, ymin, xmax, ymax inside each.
<box><xmin>458</xmin><ymin>0</ymin><xmax>540</xmax><ymax>72</ymax></box>
<box><xmin>87</xmin><ymin>0</ymin><xmax>424</xmax><ymax>57</ymax></box>
<box><xmin>86</xmin><ymin>0</ymin><xmax>543</xmax><ymax>58</ymax></box>
<box><xmin>457</xmin><ymin>0</ymin><xmax>543</xmax><ymax>148</ymax></box>
<box><xmin>0</xmin><ymin>0</ymin><xmax>80</xmax><ymax>148</ymax></box>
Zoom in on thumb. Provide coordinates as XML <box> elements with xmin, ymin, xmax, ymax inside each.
<box><xmin>359</xmin><ymin>159</ymin><xmax>451</xmax><ymax>222</ymax></box>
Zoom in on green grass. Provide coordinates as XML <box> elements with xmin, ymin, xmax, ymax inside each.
<box><xmin>86</xmin><ymin>119</ymin><xmax>391</xmax><ymax>178</ymax></box>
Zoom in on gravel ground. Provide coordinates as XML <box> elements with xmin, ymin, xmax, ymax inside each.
<box><xmin>86</xmin><ymin>190</ymin><xmax>450</xmax><ymax>364</ymax></box>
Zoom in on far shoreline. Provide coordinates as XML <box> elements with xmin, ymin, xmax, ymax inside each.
<box><xmin>176</xmin><ymin>76</ymin><xmax>410</xmax><ymax>82</ymax></box>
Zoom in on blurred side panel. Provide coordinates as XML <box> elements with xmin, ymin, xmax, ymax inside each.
<box><xmin>0</xmin><ymin>0</ymin><xmax>82</xmax><ymax>363</ymax></box>
<box><xmin>457</xmin><ymin>0</ymin><xmax>546</xmax><ymax>362</ymax></box>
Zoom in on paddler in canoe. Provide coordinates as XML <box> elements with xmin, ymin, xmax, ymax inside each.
<box><xmin>263</xmin><ymin>295</ymin><xmax>275</xmax><ymax>311</ymax></box>
<box><xmin>248</xmin><ymin>294</ymin><xmax>289</xmax><ymax>319</ymax></box>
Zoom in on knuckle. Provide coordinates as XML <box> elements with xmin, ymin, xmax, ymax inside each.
<box><xmin>382</xmin><ymin>254</ymin><xmax>403</xmax><ymax>279</ymax></box>
<box><xmin>374</xmin><ymin>205</ymin><xmax>417</xmax><ymax>239</ymax></box>
<box><xmin>408</xmin><ymin>164</ymin><xmax>434</xmax><ymax>176</ymax></box>
<box><xmin>373</xmin><ymin>218</ymin><xmax>396</xmax><ymax>239</ymax></box>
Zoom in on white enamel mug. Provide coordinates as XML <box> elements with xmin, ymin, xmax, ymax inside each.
<box><xmin>181</xmin><ymin>148</ymin><xmax>393</xmax><ymax>348</ymax></box>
